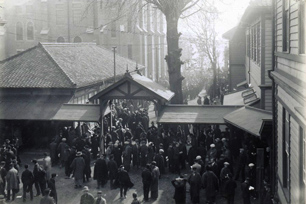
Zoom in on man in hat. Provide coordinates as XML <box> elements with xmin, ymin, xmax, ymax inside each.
<box><xmin>141</xmin><ymin>164</ymin><xmax>152</xmax><ymax>202</ymax></box>
<box><xmin>57</xmin><ymin>138</ymin><xmax>68</xmax><ymax>168</ymax></box>
<box><xmin>153</xmin><ymin>149</ymin><xmax>165</xmax><ymax>176</ymax></box>
<box><xmin>202</xmin><ymin>165</ymin><xmax>219</xmax><ymax>204</ymax></box>
<box><xmin>139</xmin><ymin>141</ymin><xmax>148</xmax><ymax>168</ymax></box>
<box><xmin>47</xmin><ymin>173</ymin><xmax>57</xmax><ymax>203</ymax></box>
<box><xmin>206</xmin><ymin>144</ymin><xmax>217</xmax><ymax>162</ymax></box>
<box><xmin>117</xmin><ymin>165</ymin><xmax>133</xmax><ymax>199</ymax></box>
<box><xmin>5</xmin><ymin>164</ymin><xmax>19</xmax><ymax>202</ymax></box>
<box><xmin>49</xmin><ymin>140</ymin><xmax>58</xmax><ymax>167</ymax></box>
<box><xmin>192</xmin><ymin>156</ymin><xmax>202</xmax><ymax>175</ymax></box>
<box><xmin>246</xmin><ymin>163</ymin><xmax>256</xmax><ymax>199</ymax></box>
<box><xmin>40</xmin><ymin>188</ymin><xmax>55</xmax><ymax>204</ymax></box>
<box><xmin>21</xmin><ymin>164</ymin><xmax>34</xmax><ymax>202</ymax></box>
<box><xmin>70</xmin><ymin>152</ymin><xmax>85</xmax><ymax>188</ymax></box>
<box><xmin>188</xmin><ymin>165</ymin><xmax>201</xmax><ymax>204</ymax></box>
<box><xmin>220</xmin><ymin>162</ymin><xmax>232</xmax><ymax>194</ymax></box>
<box><xmin>241</xmin><ymin>178</ymin><xmax>251</xmax><ymax>204</ymax></box>
<box><xmin>43</xmin><ymin>153</ymin><xmax>52</xmax><ymax>181</ymax></box>
<box><xmin>82</xmin><ymin>146</ymin><xmax>91</xmax><ymax>183</ymax></box>
<box><xmin>171</xmin><ymin>175</ymin><xmax>187</xmax><ymax>204</ymax></box>
<box><xmin>107</xmin><ymin>154</ymin><xmax>118</xmax><ymax>190</ymax></box>
<box><xmin>150</xmin><ymin>161</ymin><xmax>160</xmax><ymax>200</ymax></box>
<box><xmin>94</xmin><ymin>154</ymin><xmax>108</xmax><ymax>189</ymax></box>
<box><xmin>223</xmin><ymin>173</ymin><xmax>237</xmax><ymax>204</ymax></box>
<box><xmin>32</xmin><ymin>160</ymin><xmax>46</xmax><ymax>197</ymax></box>
<box><xmin>80</xmin><ymin>186</ymin><xmax>95</xmax><ymax>204</ymax></box>
<box><xmin>203</xmin><ymin>95</ymin><xmax>210</xmax><ymax>105</ymax></box>
<box><xmin>122</xmin><ymin>141</ymin><xmax>132</xmax><ymax>172</ymax></box>
<box><xmin>94</xmin><ymin>191</ymin><xmax>106</xmax><ymax>204</ymax></box>
<box><xmin>197</xmin><ymin>96</ymin><xmax>202</xmax><ymax>105</ymax></box>
<box><xmin>235</xmin><ymin>148</ymin><xmax>247</xmax><ymax>181</ymax></box>
<box><xmin>0</xmin><ymin>161</ymin><xmax>6</xmax><ymax>196</ymax></box>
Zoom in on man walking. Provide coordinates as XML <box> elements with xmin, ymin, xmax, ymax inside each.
<box><xmin>150</xmin><ymin>161</ymin><xmax>160</xmax><ymax>201</ymax></box>
<box><xmin>202</xmin><ymin>165</ymin><xmax>219</xmax><ymax>204</ymax></box>
<box><xmin>141</xmin><ymin>164</ymin><xmax>152</xmax><ymax>202</ymax></box>
<box><xmin>47</xmin><ymin>173</ymin><xmax>57</xmax><ymax>203</ymax></box>
<box><xmin>107</xmin><ymin>155</ymin><xmax>117</xmax><ymax>190</ymax></box>
<box><xmin>6</xmin><ymin>164</ymin><xmax>19</xmax><ymax>202</ymax></box>
<box><xmin>21</xmin><ymin>164</ymin><xmax>34</xmax><ymax>202</ymax></box>
<box><xmin>94</xmin><ymin>154</ymin><xmax>108</xmax><ymax>189</ymax></box>
<box><xmin>188</xmin><ymin>165</ymin><xmax>201</xmax><ymax>204</ymax></box>
<box><xmin>70</xmin><ymin>151</ymin><xmax>85</xmax><ymax>188</ymax></box>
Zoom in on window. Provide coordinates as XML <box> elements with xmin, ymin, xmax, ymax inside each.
<box><xmin>111</xmin><ymin>21</ymin><xmax>116</xmax><ymax>38</ymax></box>
<box><xmin>56</xmin><ymin>4</ymin><xmax>65</xmax><ymax>26</ymax></box>
<box><xmin>57</xmin><ymin>36</ymin><xmax>65</xmax><ymax>43</ymax></box>
<box><xmin>299</xmin><ymin>2</ymin><xmax>305</xmax><ymax>54</ymax></box>
<box><xmin>283</xmin><ymin>0</ymin><xmax>289</xmax><ymax>52</ymax></box>
<box><xmin>252</xmin><ymin>26</ymin><xmax>257</xmax><ymax>61</ymax></box>
<box><xmin>283</xmin><ymin>108</ymin><xmax>290</xmax><ymax>189</ymax></box>
<box><xmin>128</xmin><ymin>44</ymin><xmax>133</xmax><ymax>59</ymax></box>
<box><xmin>27</xmin><ymin>22</ymin><xmax>34</xmax><ymax>40</ymax></box>
<box><xmin>16</xmin><ymin>22</ymin><xmax>23</xmax><ymax>41</ymax></box>
<box><xmin>256</xmin><ymin>23</ymin><xmax>260</xmax><ymax>64</ymax></box>
<box><xmin>246</xmin><ymin>32</ymin><xmax>250</xmax><ymax>57</ymax></box>
<box><xmin>72</xmin><ymin>3</ymin><xmax>82</xmax><ymax>24</ymax></box>
<box><xmin>73</xmin><ymin>36</ymin><xmax>82</xmax><ymax>43</ymax></box>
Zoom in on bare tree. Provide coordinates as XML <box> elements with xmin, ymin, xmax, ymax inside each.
<box><xmin>189</xmin><ymin>5</ymin><xmax>220</xmax><ymax>99</ymax></box>
<box><xmin>145</xmin><ymin>0</ymin><xmax>202</xmax><ymax>103</ymax></box>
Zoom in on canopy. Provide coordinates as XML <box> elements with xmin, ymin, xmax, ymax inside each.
<box><xmin>157</xmin><ymin>105</ymin><xmax>242</xmax><ymax>124</ymax></box>
<box><xmin>52</xmin><ymin>104</ymin><xmax>108</xmax><ymax>122</ymax></box>
<box><xmin>224</xmin><ymin>106</ymin><xmax>272</xmax><ymax>137</ymax></box>
<box><xmin>0</xmin><ymin>95</ymin><xmax>71</xmax><ymax>120</ymax></box>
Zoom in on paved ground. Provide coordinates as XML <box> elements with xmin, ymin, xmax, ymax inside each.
<box><xmin>8</xmin><ymin>150</ymin><xmax>261</xmax><ymax>204</ymax></box>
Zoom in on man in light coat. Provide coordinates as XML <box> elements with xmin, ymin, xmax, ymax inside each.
<box><xmin>150</xmin><ymin>161</ymin><xmax>160</xmax><ymax>201</ymax></box>
<box><xmin>6</xmin><ymin>164</ymin><xmax>19</xmax><ymax>201</ymax></box>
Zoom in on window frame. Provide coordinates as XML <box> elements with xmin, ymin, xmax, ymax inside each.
<box><xmin>299</xmin><ymin>2</ymin><xmax>305</xmax><ymax>54</ymax></box>
<box><xmin>283</xmin><ymin>0</ymin><xmax>290</xmax><ymax>52</ymax></box>
<box><xmin>27</xmin><ymin>22</ymin><xmax>34</xmax><ymax>41</ymax></box>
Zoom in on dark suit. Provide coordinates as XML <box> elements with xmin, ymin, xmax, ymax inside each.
<box><xmin>141</xmin><ymin>168</ymin><xmax>152</xmax><ymax>201</ymax></box>
<box><xmin>21</xmin><ymin>168</ymin><xmax>34</xmax><ymax>201</ymax></box>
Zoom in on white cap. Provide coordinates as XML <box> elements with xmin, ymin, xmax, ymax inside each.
<box><xmin>196</xmin><ymin>156</ymin><xmax>201</xmax><ymax>160</ymax></box>
<box><xmin>224</xmin><ymin>162</ymin><xmax>230</xmax><ymax>165</ymax></box>
<box><xmin>210</xmin><ymin>144</ymin><xmax>215</xmax><ymax>148</ymax></box>
<box><xmin>249</xmin><ymin>163</ymin><xmax>255</xmax><ymax>167</ymax></box>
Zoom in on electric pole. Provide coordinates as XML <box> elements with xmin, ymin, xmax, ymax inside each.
<box><xmin>112</xmin><ymin>46</ymin><xmax>117</xmax><ymax>83</ymax></box>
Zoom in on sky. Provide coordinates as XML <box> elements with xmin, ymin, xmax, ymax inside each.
<box><xmin>178</xmin><ymin>0</ymin><xmax>251</xmax><ymax>68</ymax></box>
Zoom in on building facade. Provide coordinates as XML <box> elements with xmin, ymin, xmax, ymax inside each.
<box><xmin>271</xmin><ymin>0</ymin><xmax>306</xmax><ymax>203</ymax></box>
<box><xmin>222</xmin><ymin>0</ymin><xmax>273</xmax><ymax>111</ymax></box>
<box><xmin>2</xmin><ymin>0</ymin><xmax>167</xmax><ymax>80</ymax></box>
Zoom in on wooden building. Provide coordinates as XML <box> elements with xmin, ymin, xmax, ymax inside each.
<box><xmin>271</xmin><ymin>0</ymin><xmax>306</xmax><ymax>203</ymax></box>
<box><xmin>223</xmin><ymin>1</ymin><xmax>273</xmax><ymax>111</ymax></box>
<box><xmin>0</xmin><ymin>42</ymin><xmax>144</xmax><ymax>147</ymax></box>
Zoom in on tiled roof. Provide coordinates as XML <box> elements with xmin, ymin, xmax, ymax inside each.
<box><xmin>0</xmin><ymin>43</ymin><xmax>145</xmax><ymax>89</ymax></box>
<box><xmin>41</xmin><ymin>43</ymin><xmax>145</xmax><ymax>88</ymax></box>
<box><xmin>0</xmin><ymin>46</ymin><xmax>75</xmax><ymax>88</ymax></box>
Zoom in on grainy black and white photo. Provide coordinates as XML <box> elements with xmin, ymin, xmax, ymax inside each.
<box><xmin>0</xmin><ymin>0</ymin><xmax>305</xmax><ymax>203</ymax></box>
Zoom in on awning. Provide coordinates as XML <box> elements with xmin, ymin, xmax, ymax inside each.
<box><xmin>236</xmin><ymin>80</ymin><xmax>248</xmax><ymax>88</ymax></box>
<box><xmin>223</xmin><ymin>90</ymin><xmax>245</xmax><ymax>105</ymax></box>
<box><xmin>52</xmin><ymin>104</ymin><xmax>107</xmax><ymax>122</ymax></box>
<box><xmin>157</xmin><ymin>105</ymin><xmax>243</xmax><ymax>124</ymax></box>
<box><xmin>223</xmin><ymin>88</ymin><xmax>260</xmax><ymax>105</ymax></box>
<box><xmin>224</xmin><ymin>106</ymin><xmax>272</xmax><ymax>137</ymax></box>
<box><xmin>0</xmin><ymin>95</ymin><xmax>73</xmax><ymax>120</ymax></box>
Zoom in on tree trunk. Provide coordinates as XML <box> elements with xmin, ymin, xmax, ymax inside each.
<box><xmin>165</xmin><ymin>15</ymin><xmax>184</xmax><ymax>104</ymax></box>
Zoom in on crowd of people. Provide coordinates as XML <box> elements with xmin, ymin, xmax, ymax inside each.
<box><xmin>0</xmin><ymin>99</ymin><xmax>274</xmax><ymax>204</ymax></box>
